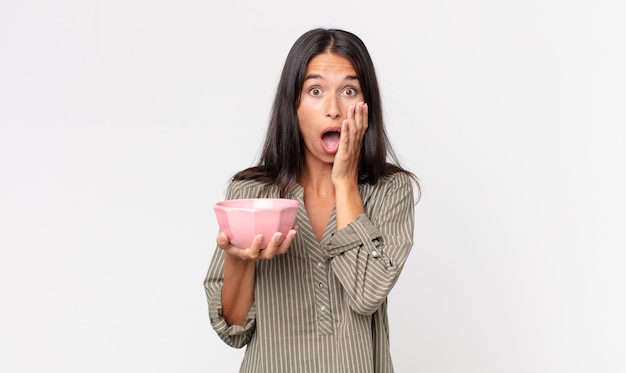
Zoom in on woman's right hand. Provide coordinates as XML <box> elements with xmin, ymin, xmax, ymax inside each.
<box><xmin>216</xmin><ymin>228</ymin><xmax>297</xmax><ymax>262</ymax></box>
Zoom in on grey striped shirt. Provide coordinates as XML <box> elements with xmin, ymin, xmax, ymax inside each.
<box><xmin>204</xmin><ymin>172</ymin><xmax>415</xmax><ymax>372</ymax></box>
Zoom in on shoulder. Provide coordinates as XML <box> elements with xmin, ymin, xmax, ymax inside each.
<box><xmin>363</xmin><ymin>171</ymin><xmax>414</xmax><ymax>193</ymax></box>
<box><xmin>360</xmin><ymin>171</ymin><xmax>415</xmax><ymax>205</ymax></box>
<box><xmin>225</xmin><ymin>179</ymin><xmax>280</xmax><ymax>199</ymax></box>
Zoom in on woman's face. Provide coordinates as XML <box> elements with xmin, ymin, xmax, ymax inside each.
<box><xmin>297</xmin><ymin>53</ymin><xmax>364</xmax><ymax>168</ymax></box>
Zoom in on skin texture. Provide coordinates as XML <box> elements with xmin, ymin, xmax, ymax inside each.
<box><xmin>297</xmin><ymin>52</ymin><xmax>367</xmax><ymax>241</ymax></box>
<box><xmin>218</xmin><ymin>53</ymin><xmax>368</xmax><ymax>326</ymax></box>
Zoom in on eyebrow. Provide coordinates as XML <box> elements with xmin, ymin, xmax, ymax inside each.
<box><xmin>304</xmin><ymin>74</ymin><xmax>359</xmax><ymax>81</ymax></box>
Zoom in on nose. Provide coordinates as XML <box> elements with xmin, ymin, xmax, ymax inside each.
<box><xmin>325</xmin><ymin>95</ymin><xmax>342</xmax><ymax>119</ymax></box>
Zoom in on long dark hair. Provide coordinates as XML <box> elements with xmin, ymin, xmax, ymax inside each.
<box><xmin>233</xmin><ymin>28</ymin><xmax>418</xmax><ymax>197</ymax></box>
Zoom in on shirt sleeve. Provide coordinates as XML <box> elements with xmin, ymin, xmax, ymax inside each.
<box><xmin>203</xmin><ymin>181</ymin><xmax>257</xmax><ymax>348</ymax></box>
<box><xmin>323</xmin><ymin>172</ymin><xmax>415</xmax><ymax>315</ymax></box>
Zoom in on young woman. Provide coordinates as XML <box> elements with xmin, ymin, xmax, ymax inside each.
<box><xmin>205</xmin><ymin>28</ymin><xmax>419</xmax><ymax>373</ymax></box>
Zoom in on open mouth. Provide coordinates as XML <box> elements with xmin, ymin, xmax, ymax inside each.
<box><xmin>321</xmin><ymin>129</ymin><xmax>341</xmax><ymax>153</ymax></box>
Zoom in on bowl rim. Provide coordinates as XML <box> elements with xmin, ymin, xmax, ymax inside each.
<box><xmin>214</xmin><ymin>198</ymin><xmax>299</xmax><ymax>211</ymax></box>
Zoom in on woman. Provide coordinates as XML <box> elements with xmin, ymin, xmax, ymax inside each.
<box><xmin>205</xmin><ymin>28</ymin><xmax>419</xmax><ymax>373</ymax></box>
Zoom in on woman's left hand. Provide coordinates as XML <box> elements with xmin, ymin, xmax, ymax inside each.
<box><xmin>332</xmin><ymin>102</ymin><xmax>368</xmax><ymax>186</ymax></box>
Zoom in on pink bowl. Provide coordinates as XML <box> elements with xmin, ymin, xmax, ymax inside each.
<box><xmin>214</xmin><ymin>198</ymin><xmax>299</xmax><ymax>249</ymax></box>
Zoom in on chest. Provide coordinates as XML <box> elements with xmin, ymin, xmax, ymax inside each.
<box><xmin>303</xmin><ymin>194</ymin><xmax>334</xmax><ymax>243</ymax></box>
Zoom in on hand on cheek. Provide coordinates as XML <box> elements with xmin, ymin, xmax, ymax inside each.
<box><xmin>332</xmin><ymin>102</ymin><xmax>368</xmax><ymax>184</ymax></box>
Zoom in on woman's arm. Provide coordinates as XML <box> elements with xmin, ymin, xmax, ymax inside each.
<box><xmin>204</xmin><ymin>181</ymin><xmax>297</xmax><ymax>346</ymax></box>
<box><xmin>218</xmin><ymin>229</ymin><xmax>295</xmax><ymax>325</ymax></box>
<box><xmin>328</xmin><ymin>102</ymin><xmax>415</xmax><ymax>314</ymax></box>
<box><xmin>220</xmin><ymin>243</ymin><xmax>256</xmax><ymax>326</ymax></box>
<box><xmin>325</xmin><ymin>172</ymin><xmax>415</xmax><ymax>315</ymax></box>
<box><xmin>204</xmin><ymin>246</ymin><xmax>256</xmax><ymax>348</ymax></box>
<box><xmin>333</xmin><ymin>102</ymin><xmax>367</xmax><ymax>230</ymax></box>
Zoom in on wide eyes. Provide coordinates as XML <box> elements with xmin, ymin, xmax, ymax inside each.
<box><xmin>307</xmin><ymin>86</ymin><xmax>359</xmax><ymax>97</ymax></box>
<box><xmin>343</xmin><ymin>87</ymin><xmax>357</xmax><ymax>96</ymax></box>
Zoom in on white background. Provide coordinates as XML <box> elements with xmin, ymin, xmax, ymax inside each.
<box><xmin>1</xmin><ymin>0</ymin><xmax>624</xmax><ymax>372</ymax></box>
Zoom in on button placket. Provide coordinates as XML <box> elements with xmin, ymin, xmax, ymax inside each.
<box><xmin>310</xmin><ymin>253</ymin><xmax>332</xmax><ymax>335</ymax></box>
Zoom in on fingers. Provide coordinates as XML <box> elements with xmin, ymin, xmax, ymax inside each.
<box><xmin>218</xmin><ymin>229</ymin><xmax>297</xmax><ymax>262</ymax></box>
<box><xmin>219</xmin><ymin>233</ymin><xmax>263</xmax><ymax>261</ymax></box>
<box><xmin>259</xmin><ymin>228</ymin><xmax>297</xmax><ymax>259</ymax></box>
<box><xmin>353</xmin><ymin>102</ymin><xmax>368</xmax><ymax>131</ymax></box>
<box><xmin>216</xmin><ymin>231</ymin><xmax>232</xmax><ymax>249</ymax></box>
<box><xmin>277</xmin><ymin>228</ymin><xmax>298</xmax><ymax>254</ymax></box>
<box><xmin>258</xmin><ymin>232</ymin><xmax>284</xmax><ymax>259</ymax></box>
<box><xmin>343</xmin><ymin>102</ymin><xmax>368</xmax><ymax>153</ymax></box>
<box><xmin>352</xmin><ymin>102</ymin><xmax>368</xmax><ymax>142</ymax></box>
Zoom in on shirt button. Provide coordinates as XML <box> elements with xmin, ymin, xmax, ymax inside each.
<box><xmin>371</xmin><ymin>250</ymin><xmax>379</xmax><ymax>257</ymax></box>
<box><xmin>317</xmin><ymin>261</ymin><xmax>324</xmax><ymax>268</ymax></box>
<box><xmin>318</xmin><ymin>283</ymin><xmax>324</xmax><ymax>288</ymax></box>
<box><xmin>320</xmin><ymin>306</ymin><xmax>327</xmax><ymax>312</ymax></box>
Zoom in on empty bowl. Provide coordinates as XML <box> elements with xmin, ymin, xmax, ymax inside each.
<box><xmin>214</xmin><ymin>198</ymin><xmax>299</xmax><ymax>249</ymax></box>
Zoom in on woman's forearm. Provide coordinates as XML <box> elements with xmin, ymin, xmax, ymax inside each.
<box><xmin>221</xmin><ymin>256</ymin><xmax>256</xmax><ymax>326</ymax></box>
<box><xmin>334</xmin><ymin>180</ymin><xmax>365</xmax><ymax>230</ymax></box>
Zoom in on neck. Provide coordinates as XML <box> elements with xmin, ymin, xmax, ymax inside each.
<box><xmin>299</xmin><ymin>163</ymin><xmax>334</xmax><ymax>198</ymax></box>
